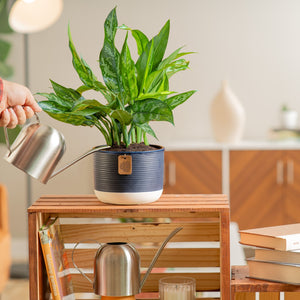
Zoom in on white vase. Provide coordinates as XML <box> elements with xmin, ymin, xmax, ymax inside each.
<box><xmin>210</xmin><ymin>81</ymin><xmax>246</xmax><ymax>144</ymax></box>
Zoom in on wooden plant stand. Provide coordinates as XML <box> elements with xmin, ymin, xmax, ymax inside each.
<box><xmin>28</xmin><ymin>194</ymin><xmax>230</xmax><ymax>300</ymax></box>
<box><xmin>231</xmin><ymin>265</ymin><xmax>300</xmax><ymax>300</ymax></box>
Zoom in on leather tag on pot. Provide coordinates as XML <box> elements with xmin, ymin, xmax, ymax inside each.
<box><xmin>118</xmin><ymin>155</ymin><xmax>132</xmax><ymax>175</ymax></box>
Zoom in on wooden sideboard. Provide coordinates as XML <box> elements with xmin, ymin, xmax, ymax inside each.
<box><xmin>164</xmin><ymin>141</ymin><xmax>300</xmax><ymax>230</ymax></box>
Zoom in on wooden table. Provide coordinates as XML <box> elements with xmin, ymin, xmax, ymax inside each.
<box><xmin>28</xmin><ymin>194</ymin><xmax>230</xmax><ymax>300</ymax></box>
<box><xmin>231</xmin><ymin>265</ymin><xmax>300</xmax><ymax>300</ymax></box>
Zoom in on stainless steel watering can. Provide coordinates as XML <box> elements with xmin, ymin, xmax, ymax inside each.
<box><xmin>3</xmin><ymin>114</ymin><xmax>109</xmax><ymax>183</ymax></box>
<box><xmin>72</xmin><ymin>227</ymin><xmax>182</xmax><ymax>297</ymax></box>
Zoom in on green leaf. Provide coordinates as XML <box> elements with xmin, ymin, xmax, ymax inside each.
<box><xmin>120</xmin><ymin>33</ymin><xmax>138</xmax><ymax>103</ymax></box>
<box><xmin>128</xmin><ymin>98</ymin><xmax>173</xmax><ymax>124</ymax></box>
<box><xmin>77</xmin><ymin>85</ymin><xmax>92</xmax><ymax>94</ymax></box>
<box><xmin>137</xmin><ymin>91</ymin><xmax>174</xmax><ymax>101</ymax></box>
<box><xmin>47</xmin><ymin>112</ymin><xmax>95</xmax><ymax>126</ymax></box>
<box><xmin>158</xmin><ymin>47</ymin><xmax>194</xmax><ymax>70</ymax></box>
<box><xmin>99</xmin><ymin>7</ymin><xmax>124</xmax><ymax>98</ymax></box>
<box><xmin>37</xmin><ymin>92</ymin><xmax>73</xmax><ymax>109</ymax></box>
<box><xmin>0</xmin><ymin>39</ymin><xmax>11</xmax><ymax>61</ymax></box>
<box><xmin>136</xmin><ymin>40</ymin><xmax>154</xmax><ymax>93</ymax></box>
<box><xmin>111</xmin><ymin>109</ymin><xmax>133</xmax><ymax>125</ymax></box>
<box><xmin>118</xmin><ymin>24</ymin><xmax>149</xmax><ymax>56</ymax></box>
<box><xmin>136</xmin><ymin>20</ymin><xmax>170</xmax><ymax>92</ymax></box>
<box><xmin>50</xmin><ymin>80</ymin><xmax>81</xmax><ymax>101</ymax></box>
<box><xmin>68</xmin><ymin>25</ymin><xmax>98</xmax><ymax>87</ymax></box>
<box><xmin>131</xmin><ymin>29</ymin><xmax>149</xmax><ymax>56</ymax></box>
<box><xmin>166</xmin><ymin>59</ymin><xmax>190</xmax><ymax>78</ymax></box>
<box><xmin>72</xmin><ymin>99</ymin><xmax>110</xmax><ymax>115</ymax></box>
<box><xmin>164</xmin><ymin>90</ymin><xmax>196</xmax><ymax>110</ymax></box>
<box><xmin>39</xmin><ymin>100</ymin><xmax>69</xmax><ymax>113</ymax></box>
<box><xmin>136</xmin><ymin>123</ymin><xmax>158</xmax><ymax>139</ymax></box>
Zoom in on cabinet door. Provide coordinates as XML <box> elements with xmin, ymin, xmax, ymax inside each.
<box><xmin>164</xmin><ymin>151</ymin><xmax>222</xmax><ymax>194</ymax></box>
<box><xmin>230</xmin><ymin>150</ymin><xmax>284</xmax><ymax>230</ymax></box>
<box><xmin>284</xmin><ymin>150</ymin><xmax>300</xmax><ymax>224</ymax></box>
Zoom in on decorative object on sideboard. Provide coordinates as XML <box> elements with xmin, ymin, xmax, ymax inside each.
<box><xmin>33</xmin><ymin>7</ymin><xmax>196</xmax><ymax>205</ymax></box>
<box><xmin>280</xmin><ymin>104</ymin><xmax>298</xmax><ymax>130</ymax></box>
<box><xmin>210</xmin><ymin>80</ymin><xmax>246</xmax><ymax>144</ymax></box>
<box><xmin>159</xmin><ymin>276</ymin><xmax>196</xmax><ymax>300</ymax></box>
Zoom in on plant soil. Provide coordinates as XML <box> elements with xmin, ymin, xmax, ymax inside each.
<box><xmin>105</xmin><ymin>143</ymin><xmax>159</xmax><ymax>152</ymax></box>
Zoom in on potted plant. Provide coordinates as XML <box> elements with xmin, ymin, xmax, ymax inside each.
<box><xmin>280</xmin><ymin>104</ymin><xmax>298</xmax><ymax>130</ymax></box>
<box><xmin>38</xmin><ymin>7</ymin><xmax>196</xmax><ymax>205</ymax></box>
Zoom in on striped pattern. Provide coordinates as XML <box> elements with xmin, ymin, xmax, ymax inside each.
<box><xmin>28</xmin><ymin>194</ymin><xmax>230</xmax><ymax>300</ymax></box>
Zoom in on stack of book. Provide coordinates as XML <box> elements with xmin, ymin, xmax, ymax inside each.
<box><xmin>239</xmin><ymin>223</ymin><xmax>300</xmax><ymax>285</ymax></box>
<box><xmin>268</xmin><ymin>128</ymin><xmax>300</xmax><ymax>141</ymax></box>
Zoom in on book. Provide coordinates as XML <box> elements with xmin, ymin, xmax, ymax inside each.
<box><xmin>255</xmin><ymin>248</ymin><xmax>300</xmax><ymax>265</ymax></box>
<box><xmin>268</xmin><ymin>128</ymin><xmax>300</xmax><ymax>141</ymax></box>
<box><xmin>247</xmin><ymin>258</ymin><xmax>300</xmax><ymax>285</ymax></box>
<box><xmin>39</xmin><ymin>217</ymin><xmax>75</xmax><ymax>300</ymax></box>
<box><xmin>239</xmin><ymin>223</ymin><xmax>300</xmax><ymax>251</ymax></box>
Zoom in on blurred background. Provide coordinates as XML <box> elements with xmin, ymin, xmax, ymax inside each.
<box><xmin>1</xmin><ymin>0</ymin><xmax>300</xmax><ymax>262</ymax></box>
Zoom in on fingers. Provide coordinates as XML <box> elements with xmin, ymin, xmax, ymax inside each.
<box><xmin>7</xmin><ymin>108</ymin><xmax>18</xmax><ymax>129</ymax></box>
<box><xmin>23</xmin><ymin>106</ymin><xmax>34</xmax><ymax>119</ymax></box>
<box><xmin>14</xmin><ymin>105</ymin><xmax>26</xmax><ymax>125</ymax></box>
<box><xmin>0</xmin><ymin>106</ymin><xmax>34</xmax><ymax>128</ymax></box>
<box><xmin>0</xmin><ymin>109</ymin><xmax>10</xmax><ymax>127</ymax></box>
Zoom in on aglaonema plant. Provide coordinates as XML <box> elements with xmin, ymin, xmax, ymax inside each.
<box><xmin>38</xmin><ymin>7</ymin><xmax>196</xmax><ymax>147</ymax></box>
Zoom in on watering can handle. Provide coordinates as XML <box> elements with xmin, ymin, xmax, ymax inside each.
<box><xmin>72</xmin><ymin>239</ymin><xmax>102</xmax><ymax>285</ymax></box>
<box><xmin>4</xmin><ymin>112</ymin><xmax>40</xmax><ymax>155</ymax></box>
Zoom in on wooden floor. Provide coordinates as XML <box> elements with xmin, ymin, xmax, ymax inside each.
<box><xmin>1</xmin><ymin>280</ymin><xmax>29</xmax><ymax>300</ymax></box>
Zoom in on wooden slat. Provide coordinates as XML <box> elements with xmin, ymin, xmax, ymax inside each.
<box><xmin>260</xmin><ymin>293</ymin><xmax>280</xmax><ymax>300</ymax></box>
<box><xmin>71</xmin><ymin>272</ymin><xmax>220</xmax><ymax>293</ymax></box>
<box><xmin>61</xmin><ymin>222</ymin><xmax>220</xmax><ymax>243</ymax></box>
<box><xmin>28</xmin><ymin>194</ymin><xmax>229</xmax><ymax>216</ymax></box>
<box><xmin>234</xmin><ymin>292</ymin><xmax>255</xmax><ymax>300</ymax></box>
<box><xmin>68</xmin><ymin>247</ymin><xmax>220</xmax><ymax>268</ymax></box>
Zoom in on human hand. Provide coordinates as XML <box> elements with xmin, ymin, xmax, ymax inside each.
<box><xmin>0</xmin><ymin>79</ymin><xmax>42</xmax><ymax>128</ymax></box>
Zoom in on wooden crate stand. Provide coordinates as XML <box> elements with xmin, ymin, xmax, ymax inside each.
<box><xmin>28</xmin><ymin>194</ymin><xmax>230</xmax><ymax>300</ymax></box>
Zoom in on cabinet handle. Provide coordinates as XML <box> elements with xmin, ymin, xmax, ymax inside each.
<box><xmin>287</xmin><ymin>159</ymin><xmax>294</xmax><ymax>185</ymax></box>
<box><xmin>276</xmin><ymin>160</ymin><xmax>284</xmax><ymax>185</ymax></box>
<box><xmin>168</xmin><ymin>161</ymin><xmax>176</xmax><ymax>186</ymax></box>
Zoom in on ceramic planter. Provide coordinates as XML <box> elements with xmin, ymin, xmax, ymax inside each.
<box><xmin>93</xmin><ymin>145</ymin><xmax>164</xmax><ymax>205</ymax></box>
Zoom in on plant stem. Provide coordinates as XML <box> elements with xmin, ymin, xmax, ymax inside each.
<box><xmin>143</xmin><ymin>132</ymin><xmax>149</xmax><ymax>145</ymax></box>
<box><xmin>136</xmin><ymin>127</ymin><xmax>142</xmax><ymax>144</ymax></box>
<box><xmin>122</xmin><ymin>125</ymin><xmax>129</xmax><ymax>147</ymax></box>
<box><xmin>130</xmin><ymin>126</ymin><xmax>136</xmax><ymax>143</ymax></box>
<box><xmin>112</xmin><ymin>119</ymin><xmax>121</xmax><ymax>146</ymax></box>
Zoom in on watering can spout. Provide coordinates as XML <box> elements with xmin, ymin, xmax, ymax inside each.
<box><xmin>140</xmin><ymin>227</ymin><xmax>183</xmax><ymax>290</ymax></box>
<box><xmin>3</xmin><ymin>114</ymin><xmax>109</xmax><ymax>183</ymax></box>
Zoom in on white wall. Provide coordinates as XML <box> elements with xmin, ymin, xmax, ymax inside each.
<box><xmin>1</xmin><ymin>0</ymin><xmax>300</xmax><ymax>238</ymax></box>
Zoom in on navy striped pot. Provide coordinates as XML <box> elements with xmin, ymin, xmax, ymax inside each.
<box><xmin>93</xmin><ymin>145</ymin><xmax>164</xmax><ymax>205</ymax></box>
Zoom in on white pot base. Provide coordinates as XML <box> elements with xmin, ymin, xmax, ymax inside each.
<box><xmin>94</xmin><ymin>190</ymin><xmax>163</xmax><ymax>205</ymax></box>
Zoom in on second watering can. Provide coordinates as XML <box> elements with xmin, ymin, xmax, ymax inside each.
<box><xmin>72</xmin><ymin>227</ymin><xmax>182</xmax><ymax>298</ymax></box>
<box><xmin>3</xmin><ymin>114</ymin><xmax>109</xmax><ymax>183</ymax></box>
